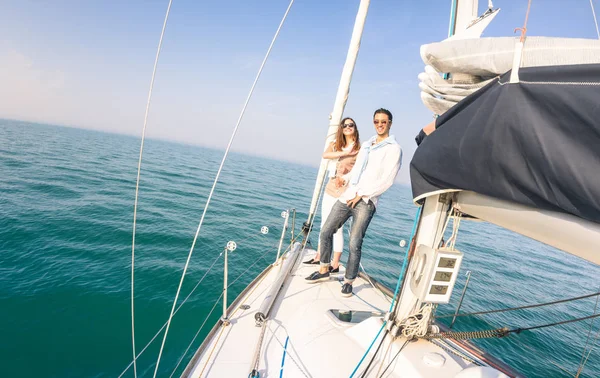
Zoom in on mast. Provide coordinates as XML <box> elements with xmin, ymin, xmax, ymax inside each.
<box><xmin>305</xmin><ymin>0</ymin><xmax>370</xmax><ymax>228</ymax></box>
<box><xmin>454</xmin><ymin>0</ymin><xmax>478</xmax><ymax>32</ymax></box>
<box><xmin>393</xmin><ymin>0</ymin><xmax>478</xmax><ymax>322</ymax></box>
<box><xmin>444</xmin><ymin>0</ymin><xmax>478</xmax><ymax>79</ymax></box>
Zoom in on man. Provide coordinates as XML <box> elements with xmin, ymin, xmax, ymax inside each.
<box><xmin>306</xmin><ymin>108</ymin><xmax>402</xmax><ymax>297</ymax></box>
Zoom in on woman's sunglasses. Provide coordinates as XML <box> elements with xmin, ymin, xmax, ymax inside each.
<box><xmin>342</xmin><ymin>123</ymin><xmax>356</xmax><ymax>129</ymax></box>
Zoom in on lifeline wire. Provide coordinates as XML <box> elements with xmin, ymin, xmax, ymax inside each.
<box><xmin>119</xmin><ymin>231</ymin><xmax>275</xmax><ymax>378</ymax></box>
<box><xmin>169</xmin><ymin>238</ymin><xmax>283</xmax><ymax>377</ymax></box>
<box><xmin>130</xmin><ymin>1</ymin><xmax>173</xmax><ymax>377</ymax></box>
<box><xmin>169</xmin><ymin>291</ymin><xmax>225</xmax><ymax>378</ymax></box>
<box><xmin>151</xmin><ymin>2</ymin><xmax>296</xmax><ymax>376</ymax></box>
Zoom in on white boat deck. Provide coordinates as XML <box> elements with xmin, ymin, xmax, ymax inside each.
<box><xmin>185</xmin><ymin>248</ymin><xmax>484</xmax><ymax>377</ymax></box>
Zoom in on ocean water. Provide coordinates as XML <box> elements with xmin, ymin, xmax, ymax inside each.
<box><xmin>1</xmin><ymin>119</ymin><xmax>599</xmax><ymax>378</ymax></box>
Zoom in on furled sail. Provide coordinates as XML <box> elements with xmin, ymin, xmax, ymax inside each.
<box><xmin>411</xmin><ymin>64</ymin><xmax>600</xmax><ymax>225</ymax></box>
<box><xmin>419</xmin><ymin>37</ymin><xmax>600</xmax><ymax>115</ymax></box>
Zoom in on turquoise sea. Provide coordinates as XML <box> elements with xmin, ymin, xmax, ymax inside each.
<box><xmin>1</xmin><ymin>119</ymin><xmax>599</xmax><ymax>378</ymax></box>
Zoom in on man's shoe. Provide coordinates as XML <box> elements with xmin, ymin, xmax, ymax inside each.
<box><xmin>341</xmin><ymin>283</ymin><xmax>353</xmax><ymax>297</ymax></box>
<box><xmin>305</xmin><ymin>271</ymin><xmax>330</xmax><ymax>283</ymax></box>
<box><xmin>329</xmin><ymin>266</ymin><xmax>340</xmax><ymax>273</ymax></box>
<box><xmin>302</xmin><ymin>258</ymin><xmax>320</xmax><ymax>265</ymax></box>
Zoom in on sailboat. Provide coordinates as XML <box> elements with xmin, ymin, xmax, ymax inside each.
<box><xmin>124</xmin><ymin>0</ymin><xmax>600</xmax><ymax>377</ymax></box>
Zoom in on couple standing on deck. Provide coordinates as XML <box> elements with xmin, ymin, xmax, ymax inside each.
<box><xmin>304</xmin><ymin>108</ymin><xmax>402</xmax><ymax>297</ymax></box>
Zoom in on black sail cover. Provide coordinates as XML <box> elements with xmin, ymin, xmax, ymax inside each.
<box><xmin>410</xmin><ymin>64</ymin><xmax>600</xmax><ymax>224</ymax></box>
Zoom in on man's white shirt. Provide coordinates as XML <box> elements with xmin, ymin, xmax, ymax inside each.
<box><xmin>339</xmin><ymin>136</ymin><xmax>402</xmax><ymax>207</ymax></box>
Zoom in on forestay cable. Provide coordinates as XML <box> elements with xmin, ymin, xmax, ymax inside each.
<box><xmin>151</xmin><ymin>2</ymin><xmax>296</xmax><ymax>375</ymax></box>
<box><xmin>130</xmin><ymin>1</ymin><xmax>173</xmax><ymax>377</ymax></box>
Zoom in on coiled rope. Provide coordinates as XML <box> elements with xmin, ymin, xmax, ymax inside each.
<box><xmin>151</xmin><ymin>1</ymin><xmax>295</xmax><ymax>376</ymax></box>
<box><xmin>130</xmin><ymin>2</ymin><xmax>173</xmax><ymax>377</ymax></box>
<box><xmin>400</xmin><ymin>303</ymin><xmax>434</xmax><ymax>339</ymax></box>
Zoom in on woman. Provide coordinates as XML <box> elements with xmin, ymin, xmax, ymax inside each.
<box><xmin>303</xmin><ymin>117</ymin><xmax>360</xmax><ymax>272</ymax></box>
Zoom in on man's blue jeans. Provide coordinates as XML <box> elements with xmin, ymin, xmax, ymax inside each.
<box><xmin>319</xmin><ymin>199</ymin><xmax>376</xmax><ymax>282</ymax></box>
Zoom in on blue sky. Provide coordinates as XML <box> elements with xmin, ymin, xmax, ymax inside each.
<box><xmin>1</xmin><ymin>0</ymin><xmax>599</xmax><ymax>183</ymax></box>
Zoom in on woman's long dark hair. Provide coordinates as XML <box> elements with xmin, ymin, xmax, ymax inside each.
<box><xmin>335</xmin><ymin>117</ymin><xmax>360</xmax><ymax>153</ymax></box>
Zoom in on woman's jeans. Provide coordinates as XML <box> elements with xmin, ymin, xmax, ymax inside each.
<box><xmin>319</xmin><ymin>199</ymin><xmax>376</xmax><ymax>282</ymax></box>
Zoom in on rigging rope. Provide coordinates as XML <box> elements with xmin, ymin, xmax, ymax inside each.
<box><xmin>171</xmin><ymin>254</ymin><xmax>274</xmax><ymax>378</ymax></box>
<box><xmin>424</xmin><ymin>328</ymin><xmax>510</xmax><ymax>340</ymax></box>
<box><xmin>376</xmin><ymin>340</ymin><xmax>410</xmax><ymax>378</ymax></box>
<box><xmin>515</xmin><ymin>0</ymin><xmax>533</xmax><ymax>42</ymax></box>
<box><xmin>151</xmin><ymin>1</ymin><xmax>295</xmax><ymax>376</ymax></box>
<box><xmin>266</xmin><ymin>323</ymin><xmax>311</xmax><ymax>378</ymax></box>
<box><xmin>249</xmin><ymin>322</ymin><xmax>269</xmax><ymax>378</ymax></box>
<box><xmin>390</xmin><ymin>206</ymin><xmax>422</xmax><ymax>312</ymax></box>
<box><xmin>578</xmin><ymin>326</ymin><xmax>600</xmax><ymax>377</ymax></box>
<box><xmin>512</xmin><ymin>312</ymin><xmax>600</xmax><ymax>333</ymax></box>
<box><xmin>170</xmin><ymin>291</ymin><xmax>225</xmax><ymax>378</ymax></box>
<box><xmin>576</xmin><ymin>288</ymin><xmax>600</xmax><ymax>377</ymax></box>
<box><xmin>169</xmin><ymin>233</ymin><xmax>298</xmax><ymax>377</ymax></box>
<box><xmin>119</xmin><ymin>232</ymin><xmax>277</xmax><ymax>378</ymax></box>
<box><xmin>425</xmin><ymin>312</ymin><xmax>600</xmax><ymax>340</ymax></box>
<box><xmin>279</xmin><ymin>336</ymin><xmax>289</xmax><ymax>378</ymax></box>
<box><xmin>175</xmin><ymin>245</ymin><xmax>276</xmax><ymax>377</ymax></box>
<box><xmin>349</xmin><ymin>206</ymin><xmax>423</xmax><ymax>378</ymax></box>
<box><xmin>435</xmin><ymin>291</ymin><xmax>600</xmax><ymax>319</ymax></box>
<box><xmin>354</xmin><ymin>326</ymin><xmax>388</xmax><ymax>378</ymax></box>
<box><xmin>184</xmin><ymin>233</ymin><xmax>301</xmax><ymax>377</ymax></box>
<box><xmin>374</xmin><ymin>337</ymin><xmax>395</xmax><ymax>378</ymax></box>
<box><xmin>227</xmin><ymin>234</ymin><xmax>299</xmax><ymax>289</ymax></box>
<box><xmin>517</xmin><ymin>341</ymin><xmax>573</xmax><ymax>377</ymax></box>
<box><xmin>590</xmin><ymin>0</ymin><xmax>600</xmax><ymax>39</ymax></box>
<box><xmin>130</xmin><ymin>2</ymin><xmax>173</xmax><ymax>377</ymax></box>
